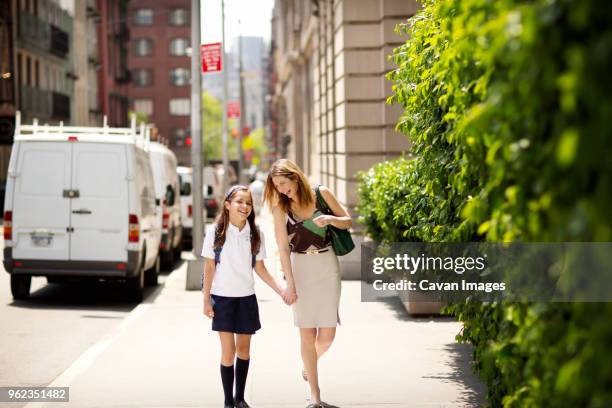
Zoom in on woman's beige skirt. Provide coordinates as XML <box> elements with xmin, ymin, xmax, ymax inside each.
<box><xmin>290</xmin><ymin>248</ymin><xmax>341</xmax><ymax>328</ymax></box>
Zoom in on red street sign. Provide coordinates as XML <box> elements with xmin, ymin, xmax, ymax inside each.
<box><xmin>227</xmin><ymin>101</ymin><xmax>240</xmax><ymax>118</ymax></box>
<box><xmin>201</xmin><ymin>42</ymin><xmax>222</xmax><ymax>73</ymax></box>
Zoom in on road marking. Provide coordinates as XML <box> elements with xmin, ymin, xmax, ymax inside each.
<box><xmin>23</xmin><ymin>303</ymin><xmax>150</xmax><ymax>408</ymax></box>
<box><xmin>22</xmin><ymin>268</ymin><xmax>185</xmax><ymax>408</ymax></box>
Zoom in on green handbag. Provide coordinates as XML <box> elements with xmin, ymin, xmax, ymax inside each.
<box><xmin>314</xmin><ymin>186</ymin><xmax>355</xmax><ymax>256</ymax></box>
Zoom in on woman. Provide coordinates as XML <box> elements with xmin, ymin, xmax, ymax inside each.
<box><xmin>263</xmin><ymin>159</ymin><xmax>352</xmax><ymax>408</ymax></box>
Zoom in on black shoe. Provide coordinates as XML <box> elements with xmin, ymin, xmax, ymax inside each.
<box><xmin>234</xmin><ymin>400</ymin><xmax>251</xmax><ymax>408</ymax></box>
<box><xmin>224</xmin><ymin>403</ymin><xmax>233</xmax><ymax>408</ymax></box>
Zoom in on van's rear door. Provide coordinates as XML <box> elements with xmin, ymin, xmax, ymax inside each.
<box><xmin>12</xmin><ymin>142</ymin><xmax>72</xmax><ymax>260</ymax></box>
<box><xmin>70</xmin><ymin>144</ymin><xmax>129</xmax><ymax>262</ymax></box>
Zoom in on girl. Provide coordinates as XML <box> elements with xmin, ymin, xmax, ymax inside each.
<box><xmin>263</xmin><ymin>159</ymin><xmax>352</xmax><ymax>408</ymax></box>
<box><xmin>202</xmin><ymin>185</ymin><xmax>290</xmax><ymax>408</ymax></box>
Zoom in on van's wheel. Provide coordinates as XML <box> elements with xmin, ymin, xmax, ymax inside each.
<box><xmin>127</xmin><ymin>263</ymin><xmax>144</xmax><ymax>302</ymax></box>
<box><xmin>145</xmin><ymin>254</ymin><xmax>160</xmax><ymax>286</ymax></box>
<box><xmin>11</xmin><ymin>275</ymin><xmax>31</xmax><ymax>300</ymax></box>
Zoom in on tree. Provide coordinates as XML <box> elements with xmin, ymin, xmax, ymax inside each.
<box><xmin>201</xmin><ymin>91</ymin><xmax>239</xmax><ymax>162</ymax></box>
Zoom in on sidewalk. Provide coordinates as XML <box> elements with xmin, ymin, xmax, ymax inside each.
<box><xmin>25</xmin><ymin>208</ymin><xmax>486</xmax><ymax>408</ymax></box>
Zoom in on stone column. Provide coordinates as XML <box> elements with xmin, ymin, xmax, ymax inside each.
<box><xmin>328</xmin><ymin>0</ymin><xmax>418</xmax><ymax>278</ymax></box>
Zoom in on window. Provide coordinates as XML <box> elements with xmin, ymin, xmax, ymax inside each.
<box><xmin>169</xmin><ymin>98</ymin><xmax>190</xmax><ymax>116</ymax></box>
<box><xmin>44</xmin><ymin>64</ymin><xmax>49</xmax><ymax>90</ymax></box>
<box><xmin>168</xmin><ymin>9</ymin><xmax>188</xmax><ymax>26</ymax></box>
<box><xmin>35</xmin><ymin>60</ymin><xmax>40</xmax><ymax>87</ymax></box>
<box><xmin>133</xmin><ymin>98</ymin><xmax>153</xmax><ymax>115</ymax></box>
<box><xmin>26</xmin><ymin>56</ymin><xmax>31</xmax><ymax>86</ymax></box>
<box><xmin>169</xmin><ymin>68</ymin><xmax>189</xmax><ymax>86</ymax></box>
<box><xmin>132</xmin><ymin>39</ymin><xmax>153</xmax><ymax>57</ymax></box>
<box><xmin>134</xmin><ymin>9</ymin><xmax>153</xmax><ymax>25</ymax></box>
<box><xmin>132</xmin><ymin>69</ymin><xmax>153</xmax><ymax>86</ymax></box>
<box><xmin>169</xmin><ymin>38</ymin><xmax>189</xmax><ymax>56</ymax></box>
<box><xmin>17</xmin><ymin>53</ymin><xmax>22</xmax><ymax>86</ymax></box>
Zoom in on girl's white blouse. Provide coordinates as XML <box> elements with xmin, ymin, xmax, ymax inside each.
<box><xmin>201</xmin><ymin>222</ymin><xmax>266</xmax><ymax>297</ymax></box>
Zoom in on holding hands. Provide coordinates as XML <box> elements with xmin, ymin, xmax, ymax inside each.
<box><xmin>282</xmin><ymin>283</ymin><xmax>297</xmax><ymax>305</ymax></box>
<box><xmin>253</xmin><ymin>260</ymin><xmax>296</xmax><ymax>306</ymax></box>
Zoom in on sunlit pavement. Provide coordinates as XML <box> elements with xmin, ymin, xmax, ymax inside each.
<box><xmin>14</xmin><ymin>209</ymin><xmax>486</xmax><ymax>408</ymax></box>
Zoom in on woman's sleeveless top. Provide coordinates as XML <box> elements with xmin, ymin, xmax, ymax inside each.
<box><xmin>286</xmin><ymin>196</ymin><xmax>331</xmax><ymax>253</ymax></box>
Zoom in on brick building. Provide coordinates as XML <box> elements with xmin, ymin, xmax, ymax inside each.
<box><xmin>127</xmin><ymin>1</ymin><xmax>191</xmax><ymax>165</ymax></box>
<box><xmin>97</xmin><ymin>0</ymin><xmax>131</xmax><ymax>127</ymax></box>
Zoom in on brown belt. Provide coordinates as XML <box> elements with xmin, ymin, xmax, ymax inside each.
<box><xmin>296</xmin><ymin>248</ymin><xmax>330</xmax><ymax>255</ymax></box>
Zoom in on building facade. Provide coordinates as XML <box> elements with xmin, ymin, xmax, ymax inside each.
<box><xmin>203</xmin><ymin>36</ymin><xmax>267</xmax><ymax>133</ymax></box>
<box><xmin>1</xmin><ymin>0</ymin><xmax>101</xmax><ymax>208</ymax></box>
<box><xmin>98</xmin><ymin>0</ymin><xmax>131</xmax><ymax>127</ymax></box>
<box><xmin>271</xmin><ymin>0</ymin><xmax>418</xmax><ymax>276</ymax></box>
<box><xmin>0</xmin><ymin>0</ymin><xmax>129</xmax><ymax>209</ymax></box>
<box><xmin>236</xmin><ymin>36</ymin><xmax>266</xmax><ymax>132</ymax></box>
<box><xmin>127</xmin><ymin>1</ymin><xmax>191</xmax><ymax>165</ymax></box>
<box><xmin>12</xmin><ymin>0</ymin><xmax>74</xmax><ymax>126</ymax></box>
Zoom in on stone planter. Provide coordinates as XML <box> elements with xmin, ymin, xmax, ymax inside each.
<box><xmin>397</xmin><ymin>288</ymin><xmax>443</xmax><ymax>315</ymax></box>
<box><xmin>338</xmin><ymin>233</ymin><xmax>365</xmax><ymax>280</ymax></box>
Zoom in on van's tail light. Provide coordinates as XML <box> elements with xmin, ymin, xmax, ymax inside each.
<box><xmin>188</xmin><ymin>205</ymin><xmax>192</xmax><ymax>218</ymax></box>
<box><xmin>129</xmin><ymin>214</ymin><xmax>139</xmax><ymax>242</ymax></box>
<box><xmin>206</xmin><ymin>199</ymin><xmax>218</xmax><ymax>208</ymax></box>
<box><xmin>162</xmin><ymin>211</ymin><xmax>170</xmax><ymax>229</ymax></box>
<box><xmin>4</xmin><ymin>211</ymin><xmax>12</xmax><ymax>240</ymax></box>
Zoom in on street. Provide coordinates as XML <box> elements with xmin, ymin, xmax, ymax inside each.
<box><xmin>0</xmin><ymin>236</ymin><xmax>175</xmax><ymax>403</ymax></box>
<box><xmin>0</xmin><ymin>211</ymin><xmax>486</xmax><ymax>408</ymax></box>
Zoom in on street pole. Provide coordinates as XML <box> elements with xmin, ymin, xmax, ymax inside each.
<box><xmin>221</xmin><ymin>0</ymin><xmax>230</xmax><ymax>194</ymax></box>
<box><xmin>186</xmin><ymin>0</ymin><xmax>204</xmax><ymax>290</ymax></box>
<box><xmin>238</xmin><ymin>30</ymin><xmax>246</xmax><ymax>185</ymax></box>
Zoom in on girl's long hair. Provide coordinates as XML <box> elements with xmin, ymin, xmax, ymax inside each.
<box><xmin>263</xmin><ymin>159</ymin><xmax>313</xmax><ymax>213</ymax></box>
<box><xmin>213</xmin><ymin>185</ymin><xmax>261</xmax><ymax>256</ymax></box>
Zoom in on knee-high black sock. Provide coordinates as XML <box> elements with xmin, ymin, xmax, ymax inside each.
<box><xmin>220</xmin><ymin>364</ymin><xmax>234</xmax><ymax>405</ymax></box>
<box><xmin>234</xmin><ymin>357</ymin><xmax>250</xmax><ymax>402</ymax></box>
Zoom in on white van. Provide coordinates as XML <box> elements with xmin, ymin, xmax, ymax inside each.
<box><xmin>204</xmin><ymin>165</ymin><xmax>222</xmax><ymax>214</ymax></box>
<box><xmin>148</xmin><ymin>142</ymin><xmax>182</xmax><ymax>269</ymax></box>
<box><xmin>2</xmin><ymin>113</ymin><xmax>162</xmax><ymax>301</ymax></box>
<box><xmin>176</xmin><ymin>166</ymin><xmax>207</xmax><ymax>247</ymax></box>
<box><xmin>177</xmin><ymin>166</ymin><xmax>195</xmax><ymax>248</ymax></box>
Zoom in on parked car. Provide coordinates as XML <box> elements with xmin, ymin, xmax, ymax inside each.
<box><xmin>177</xmin><ymin>166</ymin><xmax>215</xmax><ymax>249</ymax></box>
<box><xmin>203</xmin><ymin>166</ymin><xmax>221</xmax><ymax>220</ymax></box>
<box><xmin>3</xmin><ymin>114</ymin><xmax>162</xmax><ymax>301</ymax></box>
<box><xmin>148</xmin><ymin>142</ymin><xmax>183</xmax><ymax>269</ymax></box>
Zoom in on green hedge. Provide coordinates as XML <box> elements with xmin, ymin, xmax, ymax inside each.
<box><xmin>357</xmin><ymin>0</ymin><xmax>612</xmax><ymax>406</ymax></box>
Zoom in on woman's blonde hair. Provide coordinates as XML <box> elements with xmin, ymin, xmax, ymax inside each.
<box><xmin>263</xmin><ymin>159</ymin><xmax>314</xmax><ymax>213</ymax></box>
